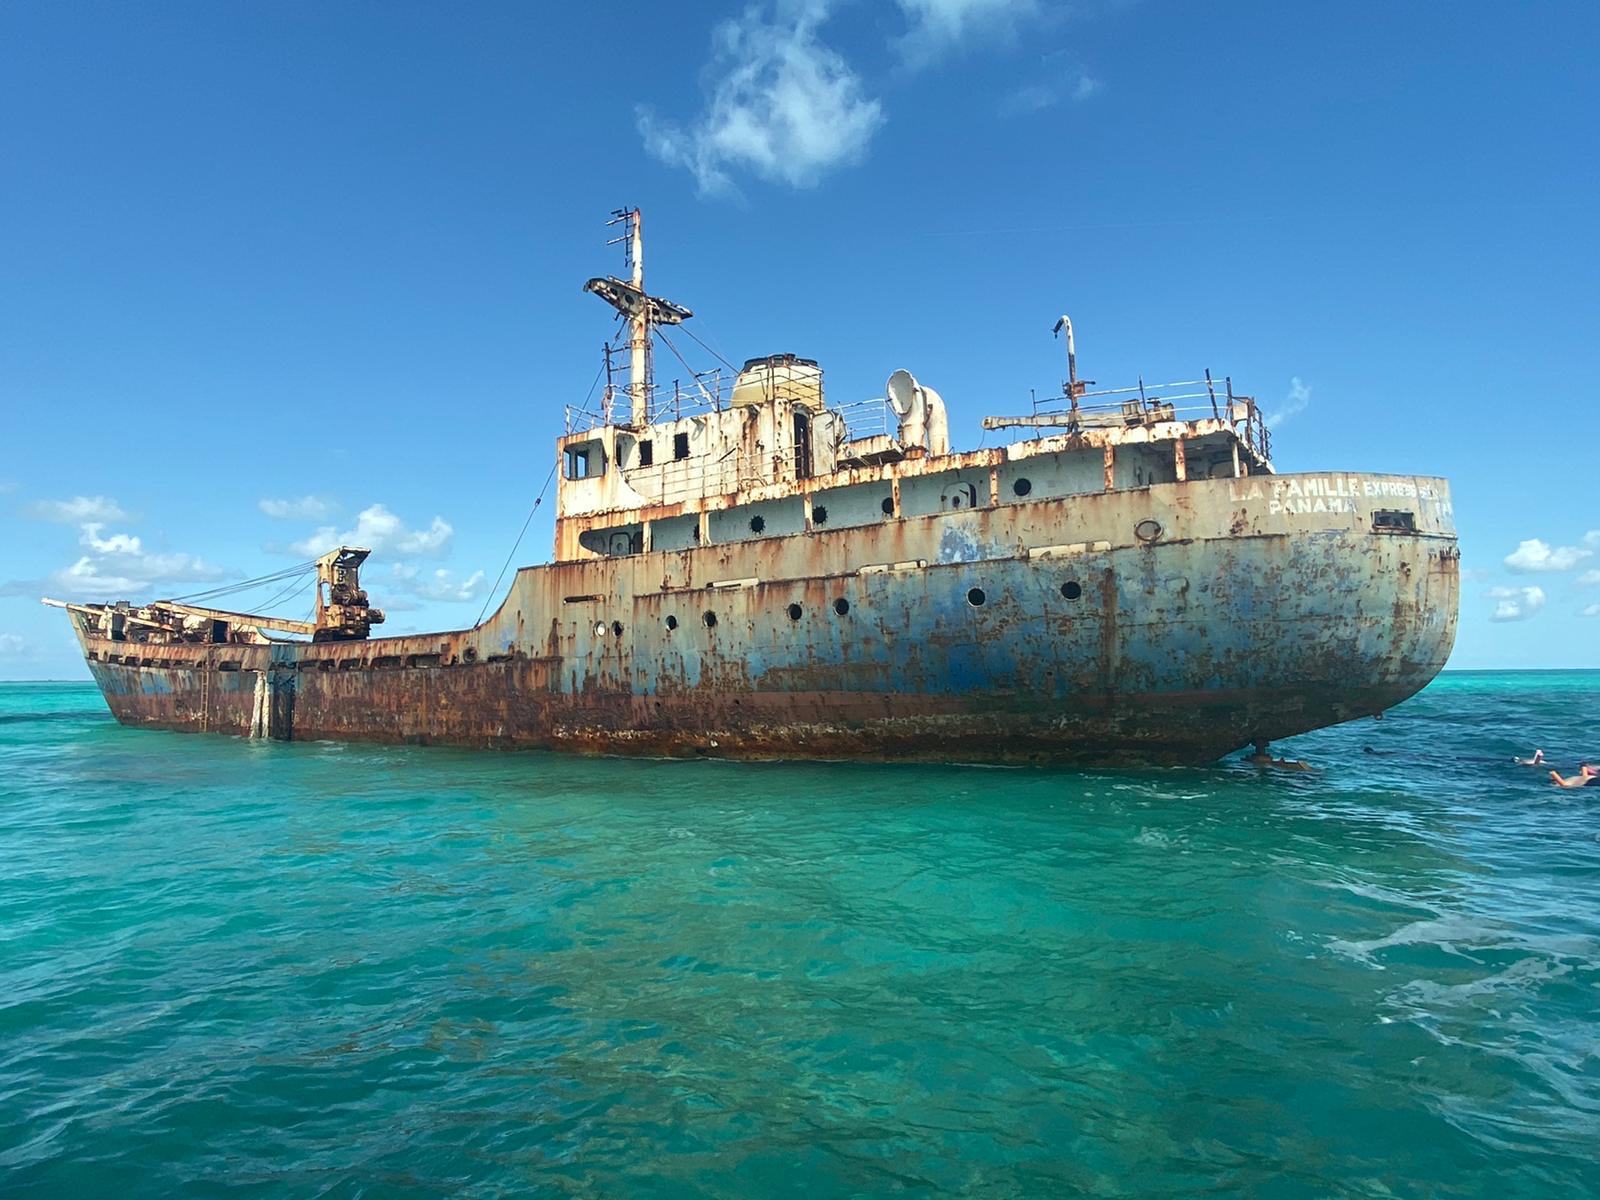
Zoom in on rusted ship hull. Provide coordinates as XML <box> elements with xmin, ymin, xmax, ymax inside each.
<box><xmin>72</xmin><ymin>472</ymin><xmax>1459</xmax><ymax>765</ymax></box>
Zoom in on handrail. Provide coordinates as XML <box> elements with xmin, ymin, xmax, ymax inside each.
<box><xmin>1007</xmin><ymin>371</ymin><xmax>1271</xmax><ymax>463</ymax></box>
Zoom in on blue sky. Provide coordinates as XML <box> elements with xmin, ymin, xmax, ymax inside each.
<box><xmin>2</xmin><ymin>0</ymin><xmax>1596</xmax><ymax>679</ymax></box>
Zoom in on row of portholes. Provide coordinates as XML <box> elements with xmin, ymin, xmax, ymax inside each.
<box><xmin>968</xmin><ymin>579</ymin><xmax>1082</xmax><ymax>606</ymax></box>
<box><xmin>656</xmin><ymin>597</ymin><xmax>854</xmax><ymax>633</ymax></box>
<box><xmin>647</xmin><ymin>582</ymin><xmax>1080</xmax><ymax>630</ymax></box>
<box><xmin>750</xmin><ymin>483</ymin><xmax>1042</xmax><ymax>535</ymax></box>
<box><xmin>810</xmin><ymin>497</ymin><xmax>896</xmax><ymax>528</ymax></box>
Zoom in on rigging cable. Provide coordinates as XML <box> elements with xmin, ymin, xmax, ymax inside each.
<box><xmin>474</xmin><ymin>457</ymin><xmax>558</xmax><ymax>628</ymax></box>
<box><xmin>471</xmin><ymin>357</ymin><xmax>606</xmax><ymax>628</ymax></box>
<box><xmin>655</xmin><ymin>328</ymin><xmax>716</xmax><ymax>400</ymax></box>
<box><xmin>679</xmin><ymin>322</ymin><xmax>737</xmax><ymax>372</ymax></box>
<box><xmin>258</xmin><ymin>571</ymin><xmax>317</xmax><ymax>616</ymax></box>
<box><xmin>163</xmin><ymin>559</ymin><xmax>318</xmax><ymax>605</ymax></box>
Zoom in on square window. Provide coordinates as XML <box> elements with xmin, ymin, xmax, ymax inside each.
<box><xmin>673</xmin><ymin>432</ymin><xmax>690</xmax><ymax>461</ymax></box>
<box><xmin>639</xmin><ymin>439</ymin><xmax>654</xmax><ymax>467</ymax></box>
<box><xmin>563</xmin><ymin>441</ymin><xmax>606</xmax><ymax>480</ymax></box>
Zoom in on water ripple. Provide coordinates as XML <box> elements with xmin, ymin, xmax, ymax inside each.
<box><xmin>2</xmin><ymin>673</ymin><xmax>1598</xmax><ymax>1197</ymax></box>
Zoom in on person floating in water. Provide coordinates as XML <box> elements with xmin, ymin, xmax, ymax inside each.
<box><xmin>1550</xmin><ymin>762</ymin><xmax>1598</xmax><ymax>789</ymax></box>
<box><xmin>1245</xmin><ymin>742</ymin><xmax>1311</xmax><ymax>771</ymax></box>
<box><xmin>1514</xmin><ymin>749</ymin><xmax>1546</xmax><ymax>766</ymax></box>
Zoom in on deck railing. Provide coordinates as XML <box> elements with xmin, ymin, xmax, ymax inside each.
<box><xmin>565</xmin><ymin>369</ymin><xmax>732</xmax><ymax>434</ymax></box>
<box><xmin>1024</xmin><ymin>373</ymin><xmax>1272</xmax><ymax>463</ymax></box>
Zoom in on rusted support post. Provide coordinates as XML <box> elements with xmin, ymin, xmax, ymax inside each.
<box><xmin>1173</xmin><ymin>438</ymin><xmax>1187</xmax><ymax>482</ymax></box>
<box><xmin>988</xmin><ymin>468</ymin><xmax>1000</xmax><ymax>506</ymax></box>
<box><xmin>641</xmin><ymin>521</ymin><xmax>652</xmax><ymax>553</ymax></box>
<box><xmin>802</xmin><ymin>494</ymin><xmax>814</xmax><ymax>532</ymax></box>
<box><xmin>890</xmin><ymin>477</ymin><xmax>902</xmax><ymax>517</ymax></box>
<box><xmin>1232</xmin><ymin>440</ymin><xmax>1242</xmax><ymax>479</ymax></box>
<box><xmin>697</xmin><ymin>510</ymin><xmax>709</xmax><ymax>546</ymax></box>
<box><xmin>1103</xmin><ymin>444</ymin><xmax>1116</xmax><ymax>491</ymax></box>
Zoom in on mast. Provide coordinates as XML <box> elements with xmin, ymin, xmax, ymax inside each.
<box><xmin>628</xmin><ymin>209</ymin><xmax>648</xmax><ymax>425</ymax></box>
<box><xmin>582</xmin><ymin>209</ymin><xmax>694</xmax><ymax>428</ymax></box>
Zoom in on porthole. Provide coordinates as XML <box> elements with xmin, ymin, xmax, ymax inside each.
<box><xmin>880</xmin><ymin>496</ymin><xmax>894</xmax><ymax>516</ymax></box>
<box><xmin>1013</xmin><ymin>477</ymin><xmax>1033</xmax><ymax>497</ymax></box>
<box><xmin>951</xmin><ymin>493</ymin><xmax>963</xmax><ymax>508</ymax></box>
<box><xmin>967</xmin><ymin>587</ymin><xmax>987</xmax><ymax>608</ymax></box>
<box><xmin>833</xmin><ymin>597</ymin><xmax>850</xmax><ymax>616</ymax></box>
<box><xmin>812</xmin><ymin>505</ymin><xmax>829</xmax><ymax>526</ymax></box>
<box><xmin>787</xmin><ymin>603</ymin><xmax>802</xmax><ymax>621</ymax></box>
<box><xmin>749</xmin><ymin>514</ymin><xmax>766</xmax><ymax>534</ymax></box>
<box><xmin>463</xmin><ymin>647</ymin><xmax>478</xmax><ymax>662</ymax></box>
<box><xmin>703</xmin><ymin>611</ymin><xmax>718</xmax><ymax>628</ymax></box>
<box><xmin>1135</xmin><ymin>518</ymin><xmax>1163</xmax><ymax>543</ymax></box>
<box><xmin>665</xmin><ymin>615</ymin><xmax>678</xmax><ymax>630</ymax></box>
<box><xmin>594</xmin><ymin>621</ymin><xmax>607</xmax><ymax>637</ymax></box>
<box><xmin>1061</xmin><ymin>581</ymin><xmax>1082</xmax><ymax>601</ymax></box>
<box><xmin>612</xmin><ymin>620</ymin><xmax>624</xmax><ymax>637</ymax></box>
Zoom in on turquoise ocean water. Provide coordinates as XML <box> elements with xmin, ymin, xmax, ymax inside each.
<box><xmin>2</xmin><ymin>674</ymin><xmax>1598</xmax><ymax>1198</ymax></box>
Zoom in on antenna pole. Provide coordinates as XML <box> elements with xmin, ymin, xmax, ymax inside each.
<box><xmin>1054</xmin><ymin>314</ymin><xmax>1082</xmax><ymax>423</ymax></box>
<box><xmin>629</xmin><ymin>210</ymin><xmax>649</xmax><ymax>425</ymax></box>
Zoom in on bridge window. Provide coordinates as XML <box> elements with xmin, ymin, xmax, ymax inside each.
<box><xmin>564</xmin><ymin>440</ymin><xmax>606</xmax><ymax>480</ymax></box>
<box><xmin>674</xmin><ymin>432</ymin><xmax>690</xmax><ymax>461</ymax></box>
<box><xmin>639</xmin><ymin>439</ymin><xmax>654</xmax><ymax>467</ymax></box>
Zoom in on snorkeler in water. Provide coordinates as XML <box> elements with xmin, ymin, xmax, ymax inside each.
<box><xmin>1514</xmin><ymin>749</ymin><xmax>1546</xmax><ymax>766</ymax></box>
<box><xmin>1245</xmin><ymin>743</ymin><xmax>1312</xmax><ymax>771</ymax></box>
<box><xmin>1549</xmin><ymin>763</ymin><xmax>1598</xmax><ymax>789</ymax></box>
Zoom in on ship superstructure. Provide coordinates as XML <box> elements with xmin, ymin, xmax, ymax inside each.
<box><xmin>50</xmin><ymin>210</ymin><xmax>1459</xmax><ymax>763</ymax></box>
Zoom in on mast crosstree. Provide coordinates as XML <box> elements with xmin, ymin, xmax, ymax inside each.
<box><xmin>582</xmin><ymin>208</ymin><xmax>693</xmax><ymax>426</ymax></box>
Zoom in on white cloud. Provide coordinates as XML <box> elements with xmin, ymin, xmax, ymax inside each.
<box><xmin>897</xmin><ymin>0</ymin><xmax>1041</xmax><ymax>62</ymax></box>
<box><xmin>1585</xmin><ymin>530</ymin><xmax>1600</xmax><ymax>548</ymax></box>
<box><xmin>1266</xmin><ymin>377</ymin><xmax>1312</xmax><ymax>427</ymax></box>
<box><xmin>1503</xmin><ymin>538</ymin><xmax>1593</xmax><ymax>573</ymax></box>
<box><xmin>2</xmin><ymin>510</ymin><xmax>226</xmax><ymax>601</ymax></box>
<box><xmin>998</xmin><ymin>71</ymin><xmax>1099</xmax><ymax>116</ymax></box>
<box><xmin>1459</xmin><ymin>567</ymin><xmax>1492</xmax><ymax>583</ymax></box>
<box><xmin>289</xmin><ymin>504</ymin><xmax>453</xmax><ymax>560</ymax></box>
<box><xmin>1486</xmin><ymin>585</ymin><xmax>1546</xmax><ymax>623</ymax></box>
<box><xmin>1575</xmin><ymin>569</ymin><xmax>1600</xmax><ymax>588</ymax></box>
<box><xmin>8</xmin><ymin>498</ymin><xmax>228</xmax><ymax>602</ymax></box>
<box><xmin>638</xmin><ymin>2</ymin><xmax>884</xmax><ymax>192</ymax></box>
<box><xmin>79</xmin><ymin>523</ymin><xmax>143</xmax><ymax>555</ymax></box>
<box><xmin>26</xmin><ymin>495</ymin><xmax>130</xmax><ymax>524</ymax></box>
<box><xmin>388</xmin><ymin>564</ymin><xmax>487</xmax><ymax>603</ymax></box>
<box><xmin>1582</xmin><ymin>603</ymin><xmax>1600</xmax><ymax>618</ymax></box>
<box><xmin>0</xmin><ymin>633</ymin><xmax>29</xmax><ymax>656</ymax></box>
<box><xmin>259</xmin><ymin>496</ymin><xmax>335</xmax><ymax>521</ymax></box>
<box><xmin>56</xmin><ymin>550</ymin><xmax>222</xmax><ymax>600</ymax></box>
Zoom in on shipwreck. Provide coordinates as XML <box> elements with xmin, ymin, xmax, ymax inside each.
<box><xmin>48</xmin><ymin>210</ymin><xmax>1459</xmax><ymax>764</ymax></box>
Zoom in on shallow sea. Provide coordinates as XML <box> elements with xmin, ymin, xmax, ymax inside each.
<box><xmin>2</xmin><ymin>674</ymin><xmax>1598</xmax><ymax>1198</ymax></box>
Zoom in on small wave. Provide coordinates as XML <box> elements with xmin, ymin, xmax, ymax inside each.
<box><xmin>0</xmin><ymin>711</ymin><xmax>113</xmax><ymax>725</ymax></box>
